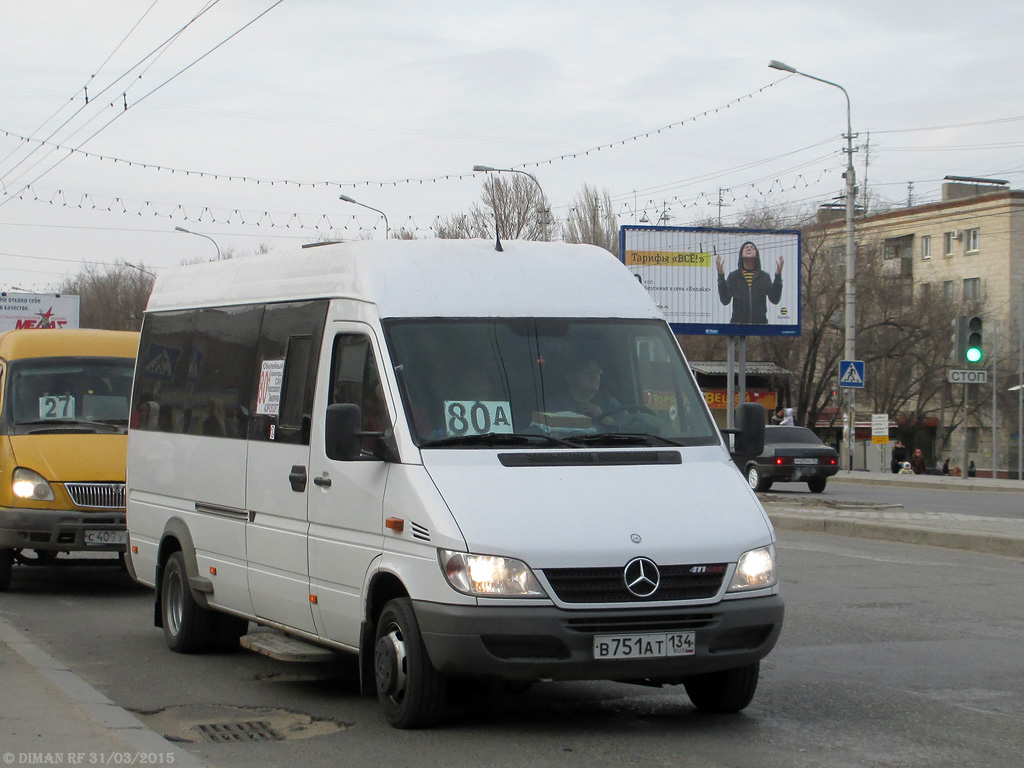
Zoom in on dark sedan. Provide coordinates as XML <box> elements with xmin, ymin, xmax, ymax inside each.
<box><xmin>736</xmin><ymin>425</ymin><xmax>839</xmax><ymax>493</ymax></box>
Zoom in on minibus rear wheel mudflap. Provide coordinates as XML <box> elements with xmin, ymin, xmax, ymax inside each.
<box><xmin>374</xmin><ymin>597</ymin><xmax>447</xmax><ymax>729</ymax></box>
<box><xmin>159</xmin><ymin>550</ymin><xmax>247</xmax><ymax>654</ymax></box>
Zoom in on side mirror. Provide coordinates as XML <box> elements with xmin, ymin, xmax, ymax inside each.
<box><xmin>325</xmin><ymin>403</ymin><xmax>400</xmax><ymax>463</ymax></box>
<box><xmin>725</xmin><ymin>402</ymin><xmax>765</xmax><ymax>458</ymax></box>
<box><xmin>326</xmin><ymin>403</ymin><xmax>363</xmax><ymax>461</ymax></box>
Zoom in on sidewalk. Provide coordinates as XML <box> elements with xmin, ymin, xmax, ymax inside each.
<box><xmin>1</xmin><ymin>471</ymin><xmax>1021</xmax><ymax>762</ymax></box>
<box><xmin>0</xmin><ymin>617</ymin><xmax>207</xmax><ymax>767</ymax></box>
<box><xmin>766</xmin><ymin>470</ymin><xmax>1024</xmax><ymax>558</ymax></box>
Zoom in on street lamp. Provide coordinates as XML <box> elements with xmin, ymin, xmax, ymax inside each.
<box><xmin>770</xmin><ymin>59</ymin><xmax>858</xmax><ymax>471</ymax></box>
<box><xmin>174</xmin><ymin>226</ymin><xmax>222</xmax><ymax>260</ymax></box>
<box><xmin>338</xmin><ymin>194</ymin><xmax>389</xmax><ymax>239</ymax></box>
<box><xmin>472</xmin><ymin>165</ymin><xmax>549</xmax><ymax>241</ymax></box>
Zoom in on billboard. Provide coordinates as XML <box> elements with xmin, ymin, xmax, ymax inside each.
<box><xmin>0</xmin><ymin>292</ymin><xmax>80</xmax><ymax>331</ymax></box>
<box><xmin>620</xmin><ymin>225</ymin><xmax>801</xmax><ymax>336</ymax></box>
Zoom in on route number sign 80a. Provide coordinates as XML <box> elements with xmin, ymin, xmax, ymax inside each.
<box><xmin>444</xmin><ymin>400</ymin><xmax>514</xmax><ymax>436</ymax></box>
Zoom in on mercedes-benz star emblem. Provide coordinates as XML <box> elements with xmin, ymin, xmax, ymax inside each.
<box><xmin>623</xmin><ymin>557</ymin><xmax>661</xmax><ymax>598</ymax></box>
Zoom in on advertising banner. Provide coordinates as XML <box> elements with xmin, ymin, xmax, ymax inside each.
<box><xmin>0</xmin><ymin>292</ymin><xmax>80</xmax><ymax>331</ymax></box>
<box><xmin>620</xmin><ymin>225</ymin><xmax>801</xmax><ymax>336</ymax></box>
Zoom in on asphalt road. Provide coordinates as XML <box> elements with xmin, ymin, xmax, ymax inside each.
<box><xmin>765</xmin><ymin>475</ymin><xmax>1024</xmax><ymax>520</ymax></box>
<box><xmin>1</xmin><ymin>528</ymin><xmax>1021</xmax><ymax>768</ymax></box>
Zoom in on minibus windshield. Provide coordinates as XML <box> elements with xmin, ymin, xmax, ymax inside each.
<box><xmin>4</xmin><ymin>357</ymin><xmax>135</xmax><ymax>435</ymax></box>
<box><xmin>384</xmin><ymin>318</ymin><xmax>720</xmax><ymax>448</ymax></box>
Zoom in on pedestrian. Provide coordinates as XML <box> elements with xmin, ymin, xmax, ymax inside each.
<box><xmin>890</xmin><ymin>440</ymin><xmax>907</xmax><ymax>474</ymax></box>
<box><xmin>779</xmin><ymin>407</ymin><xmax>795</xmax><ymax>426</ymax></box>
<box><xmin>911</xmin><ymin>448</ymin><xmax>926</xmax><ymax>475</ymax></box>
<box><xmin>942</xmin><ymin>457</ymin><xmax>950</xmax><ymax>475</ymax></box>
<box><xmin>968</xmin><ymin>460</ymin><xmax>977</xmax><ymax>478</ymax></box>
<box><xmin>771</xmin><ymin>407</ymin><xmax>785</xmax><ymax>425</ymax></box>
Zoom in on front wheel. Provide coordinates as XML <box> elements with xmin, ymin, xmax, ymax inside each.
<box><xmin>0</xmin><ymin>549</ymin><xmax>13</xmax><ymax>592</ymax></box>
<box><xmin>374</xmin><ymin>597</ymin><xmax>447</xmax><ymax>728</ymax></box>
<box><xmin>161</xmin><ymin>551</ymin><xmax>216</xmax><ymax>653</ymax></box>
<box><xmin>746</xmin><ymin>465</ymin><xmax>770</xmax><ymax>492</ymax></box>
<box><xmin>684</xmin><ymin>661</ymin><xmax>759</xmax><ymax>713</ymax></box>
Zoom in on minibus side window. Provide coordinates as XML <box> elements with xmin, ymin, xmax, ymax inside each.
<box><xmin>248</xmin><ymin>300</ymin><xmax>327</xmax><ymax>445</ymax></box>
<box><xmin>133</xmin><ymin>305</ymin><xmax>263</xmax><ymax>436</ymax></box>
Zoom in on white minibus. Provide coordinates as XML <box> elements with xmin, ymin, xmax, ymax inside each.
<box><xmin>125</xmin><ymin>238</ymin><xmax>782</xmax><ymax>728</ymax></box>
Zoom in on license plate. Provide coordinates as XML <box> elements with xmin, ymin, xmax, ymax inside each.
<box><xmin>84</xmin><ymin>530</ymin><xmax>128</xmax><ymax>545</ymax></box>
<box><xmin>594</xmin><ymin>631</ymin><xmax>695</xmax><ymax>659</ymax></box>
<box><xmin>794</xmin><ymin>458</ymin><xmax>817</xmax><ymax>465</ymax></box>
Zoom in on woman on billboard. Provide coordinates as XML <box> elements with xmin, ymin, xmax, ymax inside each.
<box><xmin>715</xmin><ymin>241</ymin><xmax>784</xmax><ymax>324</ymax></box>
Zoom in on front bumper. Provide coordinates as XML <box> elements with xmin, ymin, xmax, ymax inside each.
<box><xmin>414</xmin><ymin>594</ymin><xmax>784</xmax><ymax>682</ymax></box>
<box><xmin>0</xmin><ymin>506</ymin><xmax>127</xmax><ymax>552</ymax></box>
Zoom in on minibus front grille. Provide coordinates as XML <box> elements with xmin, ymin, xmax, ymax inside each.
<box><xmin>65</xmin><ymin>482</ymin><xmax>126</xmax><ymax>509</ymax></box>
<box><xmin>499</xmin><ymin>451</ymin><xmax>681</xmax><ymax>467</ymax></box>
<box><xmin>563</xmin><ymin>613</ymin><xmax>717</xmax><ymax>634</ymax></box>
<box><xmin>542</xmin><ymin>564</ymin><xmax>724</xmax><ymax>603</ymax></box>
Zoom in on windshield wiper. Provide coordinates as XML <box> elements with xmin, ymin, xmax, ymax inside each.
<box><xmin>421</xmin><ymin>432</ymin><xmax>574</xmax><ymax>448</ymax></box>
<box><xmin>562</xmin><ymin>432</ymin><xmax>681</xmax><ymax>447</ymax></box>
<box><xmin>17</xmin><ymin>418</ymin><xmax>125</xmax><ymax>431</ymax></box>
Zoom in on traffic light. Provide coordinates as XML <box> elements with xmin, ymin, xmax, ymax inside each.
<box><xmin>965</xmin><ymin>315</ymin><xmax>983</xmax><ymax>363</ymax></box>
<box><xmin>951</xmin><ymin>316</ymin><xmax>965</xmax><ymax>362</ymax></box>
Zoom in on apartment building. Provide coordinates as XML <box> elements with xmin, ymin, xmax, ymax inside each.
<box><xmin>817</xmin><ymin>177</ymin><xmax>1024</xmax><ymax>476</ymax></box>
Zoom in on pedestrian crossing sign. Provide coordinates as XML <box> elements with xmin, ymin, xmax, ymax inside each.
<box><xmin>839</xmin><ymin>360</ymin><xmax>865</xmax><ymax>388</ymax></box>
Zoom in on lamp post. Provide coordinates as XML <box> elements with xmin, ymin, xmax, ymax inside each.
<box><xmin>472</xmin><ymin>165</ymin><xmax>549</xmax><ymax>241</ymax></box>
<box><xmin>769</xmin><ymin>59</ymin><xmax>858</xmax><ymax>471</ymax></box>
<box><xmin>174</xmin><ymin>226</ymin><xmax>222</xmax><ymax>260</ymax></box>
<box><xmin>338</xmin><ymin>194</ymin><xmax>389</xmax><ymax>239</ymax></box>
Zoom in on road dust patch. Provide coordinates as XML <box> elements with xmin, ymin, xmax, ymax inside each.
<box><xmin>759</xmin><ymin>495</ymin><xmax>903</xmax><ymax>511</ymax></box>
<box><xmin>133</xmin><ymin>703</ymin><xmax>351</xmax><ymax>743</ymax></box>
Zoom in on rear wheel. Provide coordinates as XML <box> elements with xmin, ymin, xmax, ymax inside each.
<box><xmin>807</xmin><ymin>476</ymin><xmax>827</xmax><ymax>493</ymax></box>
<box><xmin>684</xmin><ymin>661</ymin><xmax>759</xmax><ymax>713</ymax></box>
<box><xmin>161</xmin><ymin>551</ymin><xmax>216</xmax><ymax>653</ymax></box>
<box><xmin>374</xmin><ymin>597</ymin><xmax>447</xmax><ymax>728</ymax></box>
<box><xmin>0</xmin><ymin>549</ymin><xmax>13</xmax><ymax>591</ymax></box>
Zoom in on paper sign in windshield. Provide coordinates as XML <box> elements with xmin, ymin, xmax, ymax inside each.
<box><xmin>444</xmin><ymin>400</ymin><xmax>514</xmax><ymax>436</ymax></box>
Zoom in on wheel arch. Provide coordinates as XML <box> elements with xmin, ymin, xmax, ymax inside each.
<box><xmin>358</xmin><ymin>569</ymin><xmax>410</xmax><ymax>695</ymax></box>
<box><xmin>153</xmin><ymin>517</ymin><xmax>208</xmax><ymax>628</ymax></box>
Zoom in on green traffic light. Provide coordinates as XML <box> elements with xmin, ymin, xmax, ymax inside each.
<box><xmin>966</xmin><ymin>347</ymin><xmax>983</xmax><ymax>363</ymax></box>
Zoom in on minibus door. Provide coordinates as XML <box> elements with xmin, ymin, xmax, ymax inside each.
<box><xmin>306</xmin><ymin>327</ymin><xmax>389</xmax><ymax>647</ymax></box>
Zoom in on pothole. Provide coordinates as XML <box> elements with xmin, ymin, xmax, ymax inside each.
<box><xmin>133</xmin><ymin>703</ymin><xmax>351</xmax><ymax>743</ymax></box>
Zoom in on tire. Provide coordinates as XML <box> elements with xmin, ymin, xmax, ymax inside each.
<box><xmin>684</xmin><ymin>661</ymin><xmax>759</xmax><ymax>713</ymax></box>
<box><xmin>160</xmin><ymin>551</ymin><xmax>216</xmax><ymax>653</ymax></box>
<box><xmin>374</xmin><ymin>597</ymin><xmax>447</xmax><ymax>728</ymax></box>
<box><xmin>746</xmin><ymin>465</ymin><xmax>769</xmax><ymax>492</ymax></box>
<box><xmin>807</xmin><ymin>476</ymin><xmax>827</xmax><ymax>493</ymax></box>
<box><xmin>0</xmin><ymin>549</ymin><xmax>13</xmax><ymax>592</ymax></box>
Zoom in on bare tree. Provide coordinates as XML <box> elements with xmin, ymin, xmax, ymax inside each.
<box><xmin>58</xmin><ymin>262</ymin><xmax>154</xmax><ymax>331</ymax></box>
<box><xmin>563</xmin><ymin>184</ymin><xmax>618</xmax><ymax>256</ymax></box>
<box><xmin>435</xmin><ymin>175</ymin><xmax>550</xmax><ymax>241</ymax></box>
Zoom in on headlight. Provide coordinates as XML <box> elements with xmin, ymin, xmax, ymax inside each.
<box><xmin>727</xmin><ymin>544</ymin><xmax>776</xmax><ymax>592</ymax></box>
<box><xmin>439</xmin><ymin>550</ymin><xmax>546</xmax><ymax>597</ymax></box>
<box><xmin>12</xmin><ymin>467</ymin><xmax>55</xmax><ymax>501</ymax></box>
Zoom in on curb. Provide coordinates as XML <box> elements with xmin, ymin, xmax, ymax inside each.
<box><xmin>769</xmin><ymin>511</ymin><xmax>1024</xmax><ymax>559</ymax></box>
<box><xmin>0</xmin><ymin>617</ymin><xmax>208</xmax><ymax>767</ymax></box>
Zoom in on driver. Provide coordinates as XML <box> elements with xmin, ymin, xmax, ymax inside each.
<box><xmin>549</xmin><ymin>355</ymin><xmax>621</xmax><ymax>427</ymax></box>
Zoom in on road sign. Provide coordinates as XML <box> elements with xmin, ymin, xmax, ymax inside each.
<box><xmin>948</xmin><ymin>369</ymin><xmax>988</xmax><ymax>384</ymax></box>
<box><xmin>871</xmin><ymin>413</ymin><xmax>889</xmax><ymax>444</ymax></box>
<box><xmin>839</xmin><ymin>360</ymin><xmax>865</xmax><ymax>388</ymax></box>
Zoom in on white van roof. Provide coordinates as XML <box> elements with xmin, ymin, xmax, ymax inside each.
<box><xmin>146</xmin><ymin>238</ymin><xmax>663</xmax><ymax>320</ymax></box>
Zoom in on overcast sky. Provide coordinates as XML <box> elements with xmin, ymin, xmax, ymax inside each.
<box><xmin>2</xmin><ymin>0</ymin><xmax>1022</xmax><ymax>290</ymax></box>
